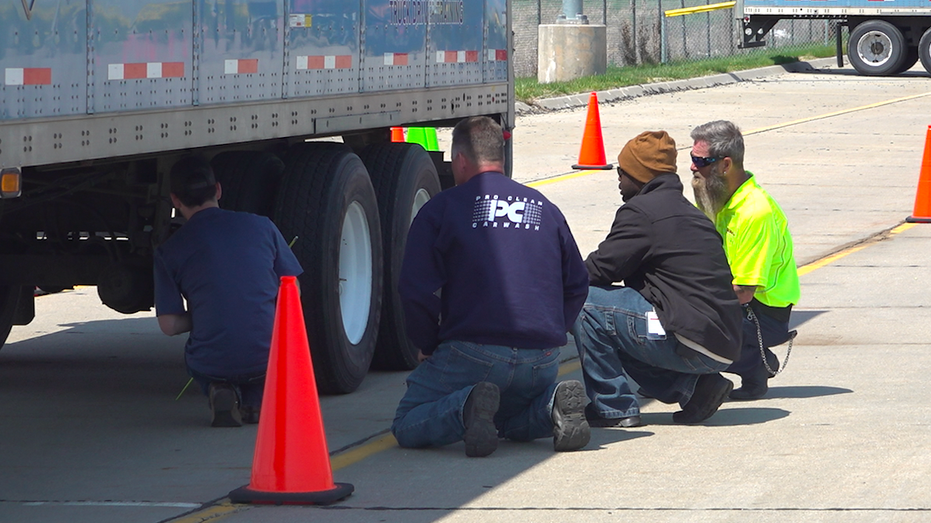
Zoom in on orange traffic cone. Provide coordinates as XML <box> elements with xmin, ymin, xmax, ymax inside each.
<box><xmin>571</xmin><ymin>92</ymin><xmax>613</xmax><ymax>171</ymax></box>
<box><xmin>228</xmin><ymin>276</ymin><xmax>353</xmax><ymax>505</ymax></box>
<box><xmin>390</xmin><ymin>127</ymin><xmax>405</xmax><ymax>142</ymax></box>
<box><xmin>907</xmin><ymin>125</ymin><xmax>931</xmax><ymax>223</ymax></box>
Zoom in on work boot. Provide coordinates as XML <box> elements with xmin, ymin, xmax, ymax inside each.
<box><xmin>463</xmin><ymin>382</ymin><xmax>500</xmax><ymax>457</ymax></box>
<box><xmin>584</xmin><ymin>403</ymin><xmax>643</xmax><ymax>428</ymax></box>
<box><xmin>240</xmin><ymin>405</ymin><xmax>260</xmax><ymax>424</ymax></box>
<box><xmin>673</xmin><ymin>373</ymin><xmax>733</xmax><ymax>424</ymax></box>
<box><xmin>730</xmin><ymin>351</ymin><xmax>780</xmax><ymax>401</ymax></box>
<box><xmin>551</xmin><ymin>381</ymin><xmax>591</xmax><ymax>451</ymax></box>
<box><xmin>209</xmin><ymin>383</ymin><xmax>242</xmax><ymax>427</ymax></box>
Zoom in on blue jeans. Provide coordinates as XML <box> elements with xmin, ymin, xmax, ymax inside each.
<box><xmin>391</xmin><ymin>341</ymin><xmax>561</xmax><ymax>449</ymax></box>
<box><xmin>571</xmin><ymin>286</ymin><xmax>731</xmax><ymax>418</ymax></box>
<box><xmin>726</xmin><ymin>305</ymin><xmax>791</xmax><ymax>377</ymax></box>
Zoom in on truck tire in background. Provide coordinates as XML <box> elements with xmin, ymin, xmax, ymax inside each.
<box><xmin>919</xmin><ymin>28</ymin><xmax>931</xmax><ymax>75</ymax></box>
<box><xmin>0</xmin><ymin>286</ymin><xmax>21</xmax><ymax>350</ymax></box>
<box><xmin>274</xmin><ymin>145</ymin><xmax>383</xmax><ymax>394</ymax></box>
<box><xmin>848</xmin><ymin>20</ymin><xmax>907</xmax><ymax>76</ymax></box>
<box><xmin>211</xmin><ymin>152</ymin><xmax>285</xmax><ymax>218</ymax></box>
<box><xmin>361</xmin><ymin>143</ymin><xmax>441</xmax><ymax>370</ymax></box>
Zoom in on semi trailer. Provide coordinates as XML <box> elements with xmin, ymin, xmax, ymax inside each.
<box><xmin>737</xmin><ymin>0</ymin><xmax>931</xmax><ymax>76</ymax></box>
<box><xmin>0</xmin><ymin>0</ymin><xmax>514</xmax><ymax>394</ymax></box>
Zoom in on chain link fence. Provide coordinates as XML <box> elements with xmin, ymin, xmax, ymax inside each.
<box><xmin>513</xmin><ymin>0</ymin><xmax>839</xmax><ymax>78</ymax></box>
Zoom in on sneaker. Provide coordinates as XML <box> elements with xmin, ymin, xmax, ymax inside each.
<box><xmin>463</xmin><ymin>382</ymin><xmax>499</xmax><ymax>457</ymax></box>
<box><xmin>551</xmin><ymin>381</ymin><xmax>591</xmax><ymax>451</ymax></box>
<box><xmin>209</xmin><ymin>383</ymin><xmax>242</xmax><ymax>427</ymax></box>
<box><xmin>673</xmin><ymin>373</ymin><xmax>733</xmax><ymax>424</ymax></box>
<box><xmin>584</xmin><ymin>404</ymin><xmax>643</xmax><ymax>428</ymax></box>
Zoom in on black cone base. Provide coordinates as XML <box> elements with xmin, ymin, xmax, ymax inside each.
<box><xmin>228</xmin><ymin>482</ymin><xmax>354</xmax><ymax>505</ymax></box>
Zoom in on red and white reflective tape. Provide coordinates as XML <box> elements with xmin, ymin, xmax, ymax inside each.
<box><xmin>5</xmin><ymin>67</ymin><xmax>52</xmax><ymax>85</ymax></box>
<box><xmin>297</xmin><ymin>55</ymin><xmax>352</xmax><ymax>70</ymax></box>
<box><xmin>436</xmin><ymin>50</ymin><xmax>479</xmax><ymax>63</ymax></box>
<box><xmin>224</xmin><ymin>59</ymin><xmax>259</xmax><ymax>74</ymax></box>
<box><xmin>487</xmin><ymin>49</ymin><xmax>508</xmax><ymax>61</ymax></box>
<box><xmin>107</xmin><ymin>62</ymin><xmax>184</xmax><ymax>80</ymax></box>
<box><xmin>383</xmin><ymin>53</ymin><xmax>409</xmax><ymax>66</ymax></box>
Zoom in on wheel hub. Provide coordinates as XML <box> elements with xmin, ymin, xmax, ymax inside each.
<box><xmin>858</xmin><ymin>31</ymin><xmax>892</xmax><ymax>65</ymax></box>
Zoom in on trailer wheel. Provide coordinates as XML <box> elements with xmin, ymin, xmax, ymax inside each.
<box><xmin>894</xmin><ymin>47</ymin><xmax>919</xmax><ymax>74</ymax></box>
<box><xmin>361</xmin><ymin>143</ymin><xmax>441</xmax><ymax>370</ymax></box>
<box><xmin>274</xmin><ymin>145</ymin><xmax>382</xmax><ymax>394</ymax></box>
<box><xmin>919</xmin><ymin>28</ymin><xmax>931</xmax><ymax>75</ymax></box>
<box><xmin>849</xmin><ymin>20</ymin><xmax>907</xmax><ymax>76</ymax></box>
<box><xmin>0</xmin><ymin>286</ymin><xmax>21</xmax><ymax>350</ymax></box>
<box><xmin>211</xmin><ymin>151</ymin><xmax>285</xmax><ymax>218</ymax></box>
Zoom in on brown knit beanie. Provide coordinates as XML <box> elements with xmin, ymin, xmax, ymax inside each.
<box><xmin>617</xmin><ymin>130</ymin><xmax>677</xmax><ymax>183</ymax></box>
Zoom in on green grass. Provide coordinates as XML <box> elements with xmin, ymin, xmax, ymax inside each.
<box><xmin>516</xmin><ymin>44</ymin><xmax>839</xmax><ymax>104</ymax></box>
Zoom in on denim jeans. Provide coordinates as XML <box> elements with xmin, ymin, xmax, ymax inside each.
<box><xmin>571</xmin><ymin>285</ymin><xmax>731</xmax><ymax>418</ymax></box>
<box><xmin>391</xmin><ymin>340</ymin><xmax>561</xmax><ymax>449</ymax></box>
<box><xmin>187</xmin><ymin>365</ymin><xmax>265</xmax><ymax>409</ymax></box>
<box><xmin>725</xmin><ymin>305</ymin><xmax>791</xmax><ymax>377</ymax></box>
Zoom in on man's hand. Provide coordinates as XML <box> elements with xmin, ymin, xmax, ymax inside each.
<box><xmin>417</xmin><ymin>350</ymin><xmax>430</xmax><ymax>362</ymax></box>
<box><xmin>733</xmin><ymin>284</ymin><xmax>756</xmax><ymax>305</ymax></box>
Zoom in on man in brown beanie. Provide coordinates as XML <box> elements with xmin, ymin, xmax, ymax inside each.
<box><xmin>571</xmin><ymin>130</ymin><xmax>743</xmax><ymax>426</ymax></box>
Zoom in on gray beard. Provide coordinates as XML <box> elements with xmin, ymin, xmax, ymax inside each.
<box><xmin>692</xmin><ymin>170</ymin><xmax>729</xmax><ymax>220</ymax></box>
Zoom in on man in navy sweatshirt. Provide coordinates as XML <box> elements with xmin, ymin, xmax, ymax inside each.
<box><xmin>572</xmin><ymin>131</ymin><xmax>743</xmax><ymax>427</ymax></box>
<box><xmin>391</xmin><ymin>116</ymin><xmax>591</xmax><ymax>457</ymax></box>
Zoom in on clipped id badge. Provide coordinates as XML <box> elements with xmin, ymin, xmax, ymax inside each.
<box><xmin>646</xmin><ymin>310</ymin><xmax>666</xmax><ymax>339</ymax></box>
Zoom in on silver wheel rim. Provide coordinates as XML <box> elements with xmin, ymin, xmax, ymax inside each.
<box><xmin>410</xmin><ymin>188</ymin><xmax>431</xmax><ymax>226</ymax></box>
<box><xmin>339</xmin><ymin>201</ymin><xmax>373</xmax><ymax>345</ymax></box>
<box><xmin>857</xmin><ymin>31</ymin><xmax>894</xmax><ymax>66</ymax></box>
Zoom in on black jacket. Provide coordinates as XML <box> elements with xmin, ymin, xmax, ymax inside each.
<box><xmin>585</xmin><ymin>174</ymin><xmax>742</xmax><ymax>361</ymax></box>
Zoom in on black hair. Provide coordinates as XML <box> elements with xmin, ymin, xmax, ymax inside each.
<box><xmin>170</xmin><ymin>155</ymin><xmax>217</xmax><ymax>207</ymax></box>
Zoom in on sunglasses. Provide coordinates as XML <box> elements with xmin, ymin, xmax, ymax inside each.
<box><xmin>690</xmin><ymin>155</ymin><xmax>719</xmax><ymax>168</ymax></box>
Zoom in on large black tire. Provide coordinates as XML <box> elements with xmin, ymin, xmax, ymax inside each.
<box><xmin>274</xmin><ymin>145</ymin><xmax>383</xmax><ymax>394</ymax></box>
<box><xmin>211</xmin><ymin>151</ymin><xmax>285</xmax><ymax>218</ymax></box>
<box><xmin>0</xmin><ymin>285</ymin><xmax>21</xmax><ymax>350</ymax></box>
<box><xmin>919</xmin><ymin>28</ymin><xmax>931</xmax><ymax>75</ymax></box>
<box><xmin>894</xmin><ymin>47</ymin><xmax>920</xmax><ymax>74</ymax></box>
<box><xmin>848</xmin><ymin>20</ymin><xmax>907</xmax><ymax>76</ymax></box>
<box><xmin>360</xmin><ymin>143</ymin><xmax>441</xmax><ymax>370</ymax></box>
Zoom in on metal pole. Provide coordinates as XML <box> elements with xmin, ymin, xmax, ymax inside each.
<box><xmin>632</xmin><ymin>0</ymin><xmax>639</xmax><ymax>64</ymax></box>
<box><xmin>561</xmin><ymin>0</ymin><xmax>583</xmax><ymax>20</ymax></box>
<box><xmin>661</xmin><ymin>1</ymin><xmax>667</xmax><ymax>64</ymax></box>
<box><xmin>836</xmin><ymin>22</ymin><xmax>845</xmax><ymax>67</ymax></box>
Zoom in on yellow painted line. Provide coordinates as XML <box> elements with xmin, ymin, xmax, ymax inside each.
<box><xmin>797</xmin><ymin>222</ymin><xmax>917</xmax><ymax>276</ymax></box>
<box><xmin>167</xmin><ymin>502</ymin><xmax>242</xmax><ymax>523</ymax></box>
<box><xmin>743</xmin><ymin>91</ymin><xmax>931</xmax><ymax>136</ymax></box>
<box><xmin>330</xmin><ymin>432</ymin><xmax>398</xmax><ymax>470</ymax></box>
<box><xmin>665</xmin><ymin>1</ymin><xmax>735</xmax><ymax>17</ymax></box>
<box><xmin>526</xmin><ymin>169</ymin><xmax>606</xmax><ymax>188</ymax></box>
<box><xmin>558</xmin><ymin>359</ymin><xmax>582</xmax><ymax>377</ymax></box>
<box><xmin>796</xmin><ymin>243</ymin><xmax>871</xmax><ymax>277</ymax></box>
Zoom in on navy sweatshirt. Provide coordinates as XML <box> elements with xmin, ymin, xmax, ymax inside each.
<box><xmin>399</xmin><ymin>172</ymin><xmax>589</xmax><ymax>354</ymax></box>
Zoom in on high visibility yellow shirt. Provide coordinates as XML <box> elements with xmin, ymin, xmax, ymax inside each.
<box><xmin>715</xmin><ymin>173</ymin><xmax>800</xmax><ymax>308</ymax></box>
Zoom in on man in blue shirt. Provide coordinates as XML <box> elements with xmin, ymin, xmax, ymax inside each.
<box><xmin>154</xmin><ymin>156</ymin><xmax>302</xmax><ymax>427</ymax></box>
<box><xmin>392</xmin><ymin>116</ymin><xmax>591</xmax><ymax>457</ymax></box>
